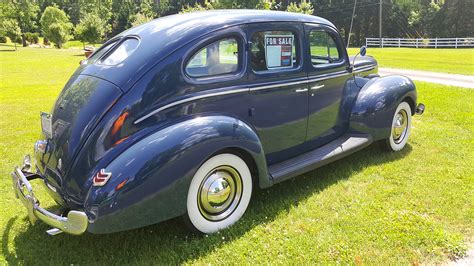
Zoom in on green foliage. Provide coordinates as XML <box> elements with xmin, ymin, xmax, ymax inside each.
<box><xmin>0</xmin><ymin>19</ymin><xmax>22</xmax><ymax>49</ymax></box>
<box><xmin>24</xmin><ymin>32</ymin><xmax>40</xmax><ymax>44</ymax></box>
<box><xmin>180</xmin><ymin>1</ymin><xmax>215</xmax><ymax>13</ymax></box>
<box><xmin>139</xmin><ymin>0</ymin><xmax>157</xmax><ymax>18</ymax></box>
<box><xmin>256</xmin><ymin>0</ymin><xmax>281</xmax><ymax>10</ymax></box>
<box><xmin>0</xmin><ymin>35</ymin><xmax>7</xmax><ymax>43</ymax></box>
<box><xmin>40</xmin><ymin>6</ymin><xmax>73</xmax><ymax>48</ymax></box>
<box><xmin>0</xmin><ymin>0</ymin><xmax>39</xmax><ymax>46</ymax></box>
<box><xmin>287</xmin><ymin>0</ymin><xmax>314</xmax><ymax>15</ymax></box>
<box><xmin>131</xmin><ymin>12</ymin><xmax>154</xmax><ymax>27</ymax></box>
<box><xmin>444</xmin><ymin>0</ymin><xmax>474</xmax><ymax>37</ymax></box>
<box><xmin>3</xmin><ymin>0</ymin><xmax>470</xmax><ymax>47</ymax></box>
<box><xmin>218</xmin><ymin>0</ymin><xmax>263</xmax><ymax>9</ymax></box>
<box><xmin>75</xmin><ymin>12</ymin><xmax>107</xmax><ymax>44</ymax></box>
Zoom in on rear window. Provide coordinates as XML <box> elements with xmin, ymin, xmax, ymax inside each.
<box><xmin>185</xmin><ymin>37</ymin><xmax>240</xmax><ymax>78</ymax></box>
<box><xmin>101</xmin><ymin>38</ymin><xmax>140</xmax><ymax>65</ymax></box>
<box><xmin>87</xmin><ymin>41</ymin><xmax>117</xmax><ymax>62</ymax></box>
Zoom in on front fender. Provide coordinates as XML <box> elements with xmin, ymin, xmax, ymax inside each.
<box><xmin>83</xmin><ymin>115</ymin><xmax>267</xmax><ymax>234</ymax></box>
<box><xmin>349</xmin><ymin>75</ymin><xmax>417</xmax><ymax>140</ymax></box>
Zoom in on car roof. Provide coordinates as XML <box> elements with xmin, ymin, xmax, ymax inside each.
<box><xmin>79</xmin><ymin>10</ymin><xmax>337</xmax><ymax>91</ymax></box>
<box><xmin>122</xmin><ymin>10</ymin><xmax>335</xmax><ymax>38</ymax></box>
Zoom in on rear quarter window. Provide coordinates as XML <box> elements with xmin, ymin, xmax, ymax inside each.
<box><xmin>100</xmin><ymin>38</ymin><xmax>140</xmax><ymax>65</ymax></box>
<box><xmin>185</xmin><ymin>37</ymin><xmax>240</xmax><ymax>78</ymax></box>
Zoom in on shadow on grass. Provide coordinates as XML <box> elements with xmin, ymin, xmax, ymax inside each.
<box><xmin>3</xmin><ymin>144</ymin><xmax>412</xmax><ymax>264</ymax></box>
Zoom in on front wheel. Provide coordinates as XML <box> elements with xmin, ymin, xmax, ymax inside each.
<box><xmin>382</xmin><ymin>101</ymin><xmax>412</xmax><ymax>151</ymax></box>
<box><xmin>185</xmin><ymin>153</ymin><xmax>252</xmax><ymax>234</ymax></box>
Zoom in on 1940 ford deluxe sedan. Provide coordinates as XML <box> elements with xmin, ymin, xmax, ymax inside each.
<box><xmin>12</xmin><ymin>10</ymin><xmax>424</xmax><ymax>235</ymax></box>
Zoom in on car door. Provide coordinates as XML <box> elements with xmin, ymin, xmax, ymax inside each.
<box><xmin>247</xmin><ymin>22</ymin><xmax>309</xmax><ymax>164</ymax></box>
<box><xmin>304</xmin><ymin>24</ymin><xmax>351</xmax><ymax>148</ymax></box>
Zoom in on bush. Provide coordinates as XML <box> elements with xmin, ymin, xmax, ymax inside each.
<box><xmin>25</xmin><ymin>32</ymin><xmax>40</xmax><ymax>44</ymax></box>
<box><xmin>43</xmin><ymin>37</ymin><xmax>49</xmax><ymax>45</ymax></box>
<box><xmin>75</xmin><ymin>12</ymin><xmax>107</xmax><ymax>44</ymax></box>
<box><xmin>0</xmin><ymin>36</ymin><xmax>7</xmax><ymax>43</ymax></box>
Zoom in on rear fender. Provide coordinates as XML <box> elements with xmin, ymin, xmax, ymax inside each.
<box><xmin>83</xmin><ymin>115</ymin><xmax>268</xmax><ymax>234</ymax></box>
<box><xmin>349</xmin><ymin>75</ymin><xmax>417</xmax><ymax>140</ymax></box>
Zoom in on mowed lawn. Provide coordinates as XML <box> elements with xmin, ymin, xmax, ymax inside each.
<box><xmin>0</xmin><ymin>46</ymin><xmax>473</xmax><ymax>264</ymax></box>
<box><xmin>348</xmin><ymin>47</ymin><xmax>474</xmax><ymax>75</ymax></box>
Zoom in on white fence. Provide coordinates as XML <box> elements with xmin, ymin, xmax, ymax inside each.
<box><xmin>366</xmin><ymin>37</ymin><xmax>474</xmax><ymax>48</ymax></box>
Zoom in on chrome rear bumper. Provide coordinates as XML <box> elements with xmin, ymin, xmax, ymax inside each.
<box><xmin>11</xmin><ymin>165</ymin><xmax>88</xmax><ymax>235</ymax></box>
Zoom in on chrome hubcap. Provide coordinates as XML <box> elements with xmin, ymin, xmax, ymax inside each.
<box><xmin>392</xmin><ymin>109</ymin><xmax>408</xmax><ymax>144</ymax></box>
<box><xmin>198</xmin><ymin>166</ymin><xmax>242</xmax><ymax>221</ymax></box>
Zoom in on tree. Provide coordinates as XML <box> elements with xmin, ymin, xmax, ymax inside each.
<box><xmin>180</xmin><ymin>1</ymin><xmax>215</xmax><ymax>13</ymax></box>
<box><xmin>0</xmin><ymin>19</ymin><xmax>21</xmax><ymax>50</ymax></box>
<box><xmin>40</xmin><ymin>6</ymin><xmax>73</xmax><ymax>48</ymax></box>
<box><xmin>75</xmin><ymin>12</ymin><xmax>107</xmax><ymax>47</ymax></box>
<box><xmin>131</xmin><ymin>12</ymin><xmax>154</xmax><ymax>27</ymax></box>
<box><xmin>444</xmin><ymin>0</ymin><xmax>474</xmax><ymax>37</ymax></box>
<box><xmin>0</xmin><ymin>0</ymin><xmax>39</xmax><ymax>47</ymax></box>
<box><xmin>287</xmin><ymin>0</ymin><xmax>314</xmax><ymax>15</ymax></box>
<box><xmin>110</xmin><ymin>1</ymin><xmax>137</xmax><ymax>36</ymax></box>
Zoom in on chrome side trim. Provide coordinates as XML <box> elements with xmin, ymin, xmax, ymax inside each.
<box><xmin>249</xmin><ymin>79</ymin><xmax>308</xmax><ymax>92</ymax></box>
<box><xmin>135</xmin><ymin>65</ymin><xmax>377</xmax><ymax>124</ymax></box>
<box><xmin>308</xmin><ymin>70</ymin><xmax>350</xmax><ymax>83</ymax></box>
<box><xmin>354</xmin><ymin>65</ymin><xmax>376</xmax><ymax>73</ymax></box>
<box><xmin>134</xmin><ymin>88</ymin><xmax>249</xmax><ymax>124</ymax></box>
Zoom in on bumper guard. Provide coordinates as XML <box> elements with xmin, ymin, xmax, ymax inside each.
<box><xmin>11</xmin><ymin>166</ymin><xmax>88</xmax><ymax>235</ymax></box>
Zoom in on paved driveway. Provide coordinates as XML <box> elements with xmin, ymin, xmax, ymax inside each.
<box><xmin>379</xmin><ymin>68</ymin><xmax>474</xmax><ymax>88</ymax></box>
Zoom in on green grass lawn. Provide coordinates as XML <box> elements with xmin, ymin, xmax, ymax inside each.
<box><xmin>348</xmin><ymin>47</ymin><xmax>474</xmax><ymax>75</ymax></box>
<box><xmin>1</xmin><ymin>47</ymin><xmax>473</xmax><ymax>264</ymax></box>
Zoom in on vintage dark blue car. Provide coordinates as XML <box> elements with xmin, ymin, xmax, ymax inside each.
<box><xmin>12</xmin><ymin>10</ymin><xmax>424</xmax><ymax>235</ymax></box>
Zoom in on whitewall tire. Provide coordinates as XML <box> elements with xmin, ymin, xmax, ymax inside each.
<box><xmin>383</xmin><ymin>101</ymin><xmax>412</xmax><ymax>151</ymax></box>
<box><xmin>185</xmin><ymin>153</ymin><xmax>252</xmax><ymax>234</ymax></box>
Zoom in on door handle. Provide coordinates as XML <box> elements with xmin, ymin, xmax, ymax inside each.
<box><xmin>295</xmin><ymin>88</ymin><xmax>308</xmax><ymax>93</ymax></box>
<box><xmin>311</xmin><ymin>84</ymin><xmax>325</xmax><ymax>90</ymax></box>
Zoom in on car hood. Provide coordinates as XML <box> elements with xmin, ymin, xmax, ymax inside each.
<box><xmin>349</xmin><ymin>55</ymin><xmax>377</xmax><ymax>70</ymax></box>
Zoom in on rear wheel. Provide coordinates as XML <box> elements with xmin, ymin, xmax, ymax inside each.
<box><xmin>381</xmin><ymin>101</ymin><xmax>412</xmax><ymax>151</ymax></box>
<box><xmin>185</xmin><ymin>153</ymin><xmax>252</xmax><ymax>234</ymax></box>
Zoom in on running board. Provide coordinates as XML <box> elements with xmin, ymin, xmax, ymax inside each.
<box><xmin>269</xmin><ymin>134</ymin><xmax>373</xmax><ymax>184</ymax></box>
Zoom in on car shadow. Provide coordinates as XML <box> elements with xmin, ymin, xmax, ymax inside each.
<box><xmin>3</xmin><ymin>143</ymin><xmax>412</xmax><ymax>264</ymax></box>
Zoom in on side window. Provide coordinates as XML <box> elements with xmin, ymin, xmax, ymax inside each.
<box><xmin>185</xmin><ymin>37</ymin><xmax>239</xmax><ymax>78</ymax></box>
<box><xmin>309</xmin><ymin>31</ymin><xmax>341</xmax><ymax>66</ymax></box>
<box><xmin>250</xmin><ymin>31</ymin><xmax>299</xmax><ymax>72</ymax></box>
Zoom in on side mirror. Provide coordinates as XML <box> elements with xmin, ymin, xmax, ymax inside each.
<box><xmin>360</xmin><ymin>46</ymin><xmax>367</xmax><ymax>56</ymax></box>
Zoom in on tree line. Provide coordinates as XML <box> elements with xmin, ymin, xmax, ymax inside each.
<box><xmin>1</xmin><ymin>0</ymin><xmax>472</xmax><ymax>49</ymax></box>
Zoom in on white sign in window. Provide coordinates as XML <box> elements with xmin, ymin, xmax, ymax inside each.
<box><xmin>264</xmin><ymin>35</ymin><xmax>294</xmax><ymax>69</ymax></box>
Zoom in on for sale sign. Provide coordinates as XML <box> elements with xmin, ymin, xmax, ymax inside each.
<box><xmin>265</xmin><ymin>35</ymin><xmax>294</xmax><ymax>69</ymax></box>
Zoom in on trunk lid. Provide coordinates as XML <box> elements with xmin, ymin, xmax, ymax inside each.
<box><xmin>37</xmin><ymin>75</ymin><xmax>122</xmax><ymax>201</ymax></box>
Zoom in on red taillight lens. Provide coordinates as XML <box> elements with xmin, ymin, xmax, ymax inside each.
<box><xmin>93</xmin><ymin>169</ymin><xmax>112</xmax><ymax>186</ymax></box>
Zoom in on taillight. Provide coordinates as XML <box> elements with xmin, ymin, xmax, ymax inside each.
<box><xmin>92</xmin><ymin>169</ymin><xmax>112</xmax><ymax>186</ymax></box>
